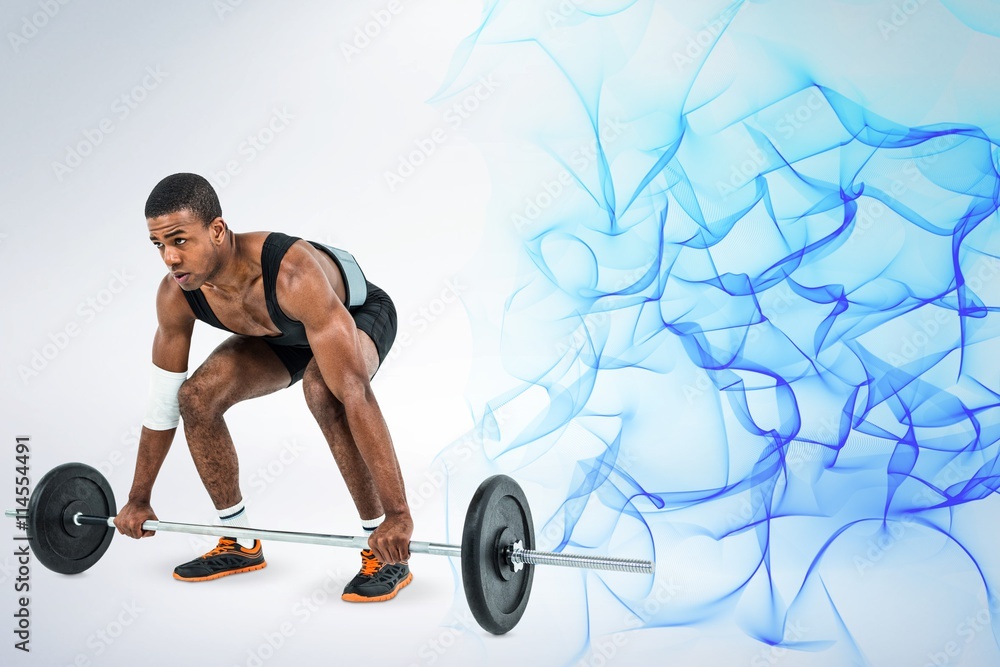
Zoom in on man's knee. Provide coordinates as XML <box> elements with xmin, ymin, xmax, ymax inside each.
<box><xmin>177</xmin><ymin>375</ymin><xmax>226</xmax><ymax>423</ymax></box>
<box><xmin>302</xmin><ymin>366</ymin><xmax>344</xmax><ymax>419</ymax></box>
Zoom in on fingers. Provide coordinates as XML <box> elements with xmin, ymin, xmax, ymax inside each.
<box><xmin>369</xmin><ymin>534</ymin><xmax>410</xmax><ymax>564</ymax></box>
<box><xmin>116</xmin><ymin>523</ymin><xmax>135</xmax><ymax>539</ymax></box>
<box><xmin>139</xmin><ymin>513</ymin><xmax>156</xmax><ymax>538</ymax></box>
<box><xmin>121</xmin><ymin>520</ymin><xmax>142</xmax><ymax>540</ymax></box>
<box><xmin>113</xmin><ymin>517</ymin><xmax>136</xmax><ymax>539</ymax></box>
<box><xmin>113</xmin><ymin>509</ymin><xmax>156</xmax><ymax>539</ymax></box>
<box><xmin>386</xmin><ymin>540</ymin><xmax>406</xmax><ymax>564</ymax></box>
<box><xmin>369</xmin><ymin>537</ymin><xmax>394</xmax><ymax>564</ymax></box>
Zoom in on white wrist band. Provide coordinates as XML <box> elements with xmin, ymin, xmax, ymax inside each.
<box><xmin>142</xmin><ymin>364</ymin><xmax>187</xmax><ymax>430</ymax></box>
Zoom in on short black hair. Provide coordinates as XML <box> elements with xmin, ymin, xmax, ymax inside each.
<box><xmin>144</xmin><ymin>173</ymin><xmax>222</xmax><ymax>225</ymax></box>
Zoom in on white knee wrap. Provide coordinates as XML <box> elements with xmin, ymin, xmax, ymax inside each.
<box><xmin>142</xmin><ymin>364</ymin><xmax>187</xmax><ymax>430</ymax></box>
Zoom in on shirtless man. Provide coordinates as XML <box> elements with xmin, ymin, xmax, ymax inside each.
<box><xmin>113</xmin><ymin>172</ymin><xmax>413</xmax><ymax>602</ymax></box>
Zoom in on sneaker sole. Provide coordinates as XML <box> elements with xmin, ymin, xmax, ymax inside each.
<box><xmin>341</xmin><ymin>571</ymin><xmax>413</xmax><ymax>603</ymax></box>
<box><xmin>173</xmin><ymin>561</ymin><xmax>267</xmax><ymax>582</ymax></box>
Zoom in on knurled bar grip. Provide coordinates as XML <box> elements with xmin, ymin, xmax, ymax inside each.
<box><xmin>512</xmin><ymin>545</ymin><xmax>653</xmax><ymax>573</ymax></box>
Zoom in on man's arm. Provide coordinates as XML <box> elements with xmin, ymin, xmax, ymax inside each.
<box><xmin>114</xmin><ymin>275</ymin><xmax>195</xmax><ymax>538</ymax></box>
<box><xmin>280</xmin><ymin>246</ymin><xmax>412</xmax><ymax>564</ymax></box>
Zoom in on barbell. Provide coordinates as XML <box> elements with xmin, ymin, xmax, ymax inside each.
<box><xmin>8</xmin><ymin>462</ymin><xmax>654</xmax><ymax>635</ymax></box>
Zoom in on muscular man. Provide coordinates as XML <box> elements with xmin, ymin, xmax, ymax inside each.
<box><xmin>114</xmin><ymin>173</ymin><xmax>413</xmax><ymax>603</ymax></box>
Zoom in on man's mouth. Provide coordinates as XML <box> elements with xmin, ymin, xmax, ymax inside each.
<box><xmin>173</xmin><ymin>272</ymin><xmax>190</xmax><ymax>284</ymax></box>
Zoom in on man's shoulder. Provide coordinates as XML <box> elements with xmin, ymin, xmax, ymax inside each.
<box><xmin>154</xmin><ymin>274</ymin><xmax>196</xmax><ymax>323</ymax></box>
<box><xmin>277</xmin><ymin>235</ymin><xmax>331</xmax><ymax>279</ymax></box>
<box><xmin>273</xmin><ymin>236</ymin><xmax>345</xmax><ymax>314</ymax></box>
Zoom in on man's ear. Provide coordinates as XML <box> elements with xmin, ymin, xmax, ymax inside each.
<box><xmin>209</xmin><ymin>217</ymin><xmax>228</xmax><ymax>245</ymax></box>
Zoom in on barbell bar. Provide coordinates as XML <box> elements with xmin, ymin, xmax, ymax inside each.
<box><xmin>3</xmin><ymin>510</ymin><xmax>653</xmax><ymax>574</ymax></box>
<box><xmin>8</xmin><ymin>462</ymin><xmax>654</xmax><ymax>635</ymax></box>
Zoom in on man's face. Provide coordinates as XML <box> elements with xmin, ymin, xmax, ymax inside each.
<box><xmin>147</xmin><ymin>209</ymin><xmax>225</xmax><ymax>290</ymax></box>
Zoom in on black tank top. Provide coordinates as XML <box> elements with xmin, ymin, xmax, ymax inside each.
<box><xmin>181</xmin><ymin>232</ymin><xmax>332</xmax><ymax>348</ymax></box>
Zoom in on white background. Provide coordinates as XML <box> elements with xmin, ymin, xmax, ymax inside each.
<box><xmin>3</xmin><ymin>2</ymin><xmax>1000</xmax><ymax>666</ymax></box>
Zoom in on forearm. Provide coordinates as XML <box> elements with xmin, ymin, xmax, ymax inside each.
<box><xmin>127</xmin><ymin>427</ymin><xmax>176</xmax><ymax>503</ymax></box>
<box><xmin>343</xmin><ymin>393</ymin><xmax>410</xmax><ymax>517</ymax></box>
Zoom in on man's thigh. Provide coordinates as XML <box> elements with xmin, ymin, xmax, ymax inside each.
<box><xmin>186</xmin><ymin>335</ymin><xmax>292</xmax><ymax>407</ymax></box>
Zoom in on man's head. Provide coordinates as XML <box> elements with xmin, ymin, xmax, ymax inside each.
<box><xmin>145</xmin><ymin>173</ymin><xmax>229</xmax><ymax>290</ymax></box>
<box><xmin>145</xmin><ymin>172</ymin><xmax>221</xmax><ymax>225</ymax></box>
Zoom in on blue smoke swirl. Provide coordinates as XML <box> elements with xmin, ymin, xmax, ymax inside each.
<box><xmin>432</xmin><ymin>1</ymin><xmax>1000</xmax><ymax>662</ymax></box>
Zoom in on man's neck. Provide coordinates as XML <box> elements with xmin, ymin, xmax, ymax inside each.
<box><xmin>202</xmin><ymin>232</ymin><xmax>253</xmax><ymax>295</ymax></box>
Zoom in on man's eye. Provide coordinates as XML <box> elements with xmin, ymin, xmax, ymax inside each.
<box><xmin>175</xmin><ymin>238</ymin><xmax>186</xmax><ymax>245</ymax></box>
<box><xmin>153</xmin><ymin>242</ymin><xmax>163</xmax><ymax>249</ymax></box>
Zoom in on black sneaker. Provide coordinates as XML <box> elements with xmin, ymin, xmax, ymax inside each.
<box><xmin>173</xmin><ymin>537</ymin><xmax>266</xmax><ymax>582</ymax></box>
<box><xmin>341</xmin><ymin>549</ymin><xmax>413</xmax><ymax>602</ymax></box>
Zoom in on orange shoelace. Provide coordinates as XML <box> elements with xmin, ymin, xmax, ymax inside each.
<box><xmin>359</xmin><ymin>550</ymin><xmax>382</xmax><ymax>576</ymax></box>
<box><xmin>202</xmin><ymin>538</ymin><xmax>240</xmax><ymax>558</ymax></box>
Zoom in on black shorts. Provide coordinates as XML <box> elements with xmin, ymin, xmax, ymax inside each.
<box><xmin>265</xmin><ymin>281</ymin><xmax>397</xmax><ymax>386</ymax></box>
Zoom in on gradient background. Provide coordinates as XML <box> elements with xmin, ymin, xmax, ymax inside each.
<box><xmin>2</xmin><ymin>1</ymin><xmax>1000</xmax><ymax>666</ymax></box>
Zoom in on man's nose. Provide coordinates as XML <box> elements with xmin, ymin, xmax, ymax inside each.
<box><xmin>163</xmin><ymin>247</ymin><xmax>180</xmax><ymax>266</ymax></box>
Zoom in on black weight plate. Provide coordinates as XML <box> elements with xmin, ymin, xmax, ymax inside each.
<box><xmin>461</xmin><ymin>474</ymin><xmax>535</xmax><ymax>634</ymax></box>
<box><xmin>27</xmin><ymin>462</ymin><xmax>116</xmax><ymax>574</ymax></box>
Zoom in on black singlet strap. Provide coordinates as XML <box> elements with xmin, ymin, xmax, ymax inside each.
<box><xmin>181</xmin><ymin>288</ymin><xmax>234</xmax><ymax>333</ymax></box>
<box><xmin>261</xmin><ymin>232</ymin><xmax>304</xmax><ymax>333</ymax></box>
